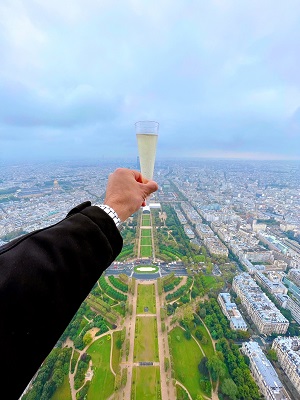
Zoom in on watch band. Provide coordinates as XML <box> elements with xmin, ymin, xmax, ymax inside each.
<box><xmin>96</xmin><ymin>204</ymin><xmax>122</xmax><ymax>230</ymax></box>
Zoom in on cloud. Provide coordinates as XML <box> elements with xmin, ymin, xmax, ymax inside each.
<box><xmin>1</xmin><ymin>0</ymin><xmax>300</xmax><ymax>160</ymax></box>
<box><xmin>0</xmin><ymin>80</ymin><xmax>121</xmax><ymax>129</ymax></box>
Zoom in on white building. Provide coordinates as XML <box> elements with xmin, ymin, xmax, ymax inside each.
<box><xmin>242</xmin><ymin>341</ymin><xmax>290</xmax><ymax>400</ymax></box>
<box><xmin>217</xmin><ymin>293</ymin><xmax>247</xmax><ymax>331</ymax></box>
<box><xmin>254</xmin><ymin>271</ymin><xmax>288</xmax><ymax>295</ymax></box>
<box><xmin>272</xmin><ymin>337</ymin><xmax>300</xmax><ymax>396</ymax></box>
<box><xmin>233</xmin><ymin>273</ymin><xmax>289</xmax><ymax>335</ymax></box>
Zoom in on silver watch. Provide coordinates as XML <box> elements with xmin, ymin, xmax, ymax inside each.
<box><xmin>96</xmin><ymin>204</ymin><xmax>123</xmax><ymax>231</ymax></box>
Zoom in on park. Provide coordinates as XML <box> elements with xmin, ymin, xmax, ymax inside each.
<box><xmin>22</xmin><ymin>206</ymin><xmax>249</xmax><ymax>400</ymax></box>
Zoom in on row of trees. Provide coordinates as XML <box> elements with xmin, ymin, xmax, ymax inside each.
<box><xmin>200</xmin><ymin>299</ymin><xmax>250</xmax><ymax>341</ymax></box>
<box><xmin>108</xmin><ymin>275</ymin><xmax>128</xmax><ymax>293</ymax></box>
<box><xmin>87</xmin><ymin>296</ymin><xmax>118</xmax><ymax>325</ymax></box>
<box><xmin>166</xmin><ymin>277</ymin><xmax>193</xmax><ymax>301</ymax></box>
<box><xmin>217</xmin><ymin>338</ymin><xmax>261</xmax><ymax>399</ymax></box>
<box><xmin>164</xmin><ymin>277</ymin><xmax>182</xmax><ymax>292</ymax></box>
<box><xmin>22</xmin><ymin>347</ymin><xmax>72</xmax><ymax>400</ymax></box>
<box><xmin>74</xmin><ymin>352</ymin><xmax>92</xmax><ymax>389</ymax></box>
<box><xmin>99</xmin><ymin>276</ymin><xmax>127</xmax><ymax>302</ymax></box>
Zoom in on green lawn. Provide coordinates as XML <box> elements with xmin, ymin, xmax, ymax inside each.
<box><xmin>112</xmin><ymin>303</ymin><xmax>125</xmax><ymax>316</ymax></box>
<box><xmin>141</xmin><ymin>236</ymin><xmax>152</xmax><ymax>245</ymax></box>
<box><xmin>136</xmin><ymin>284</ymin><xmax>156</xmax><ymax>314</ymax></box>
<box><xmin>86</xmin><ymin>335</ymin><xmax>115</xmax><ymax>400</ymax></box>
<box><xmin>142</xmin><ymin>217</ymin><xmax>151</xmax><ymax>226</ymax></box>
<box><xmin>140</xmin><ymin>245</ymin><xmax>152</xmax><ymax>257</ymax></box>
<box><xmin>134</xmin><ymin>317</ymin><xmax>159</xmax><ymax>362</ymax></box>
<box><xmin>134</xmin><ymin>265</ymin><xmax>159</xmax><ymax>274</ymax></box>
<box><xmin>141</xmin><ymin>228</ymin><xmax>151</xmax><ymax>236</ymax></box>
<box><xmin>51</xmin><ymin>375</ymin><xmax>72</xmax><ymax>400</ymax></box>
<box><xmin>112</xmin><ymin>331</ymin><xmax>122</xmax><ymax>374</ymax></box>
<box><xmin>132</xmin><ymin>366</ymin><xmax>161</xmax><ymax>400</ymax></box>
<box><xmin>169</xmin><ymin>327</ymin><xmax>208</xmax><ymax>399</ymax></box>
<box><xmin>192</xmin><ymin>324</ymin><xmax>215</xmax><ymax>359</ymax></box>
<box><xmin>201</xmin><ymin>275</ymin><xmax>217</xmax><ymax>287</ymax></box>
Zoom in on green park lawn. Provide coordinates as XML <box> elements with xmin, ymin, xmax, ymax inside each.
<box><xmin>140</xmin><ymin>245</ymin><xmax>152</xmax><ymax>257</ymax></box>
<box><xmin>141</xmin><ymin>228</ymin><xmax>151</xmax><ymax>236</ymax></box>
<box><xmin>169</xmin><ymin>327</ymin><xmax>208</xmax><ymax>399</ymax></box>
<box><xmin>132</xmin><ymin>366</ymin><xmax>161</xmax><ymax>400</ymax></box>
<box><xmin>141</xmin><ymin>236</ymin><xmax>152</xmax><ymax>245</ymax></box>
<box><xmin>134</xmin><ymin>265</ymin><xmax>159</xmax><ymax>274</ymax></box>
<box><xmin>201</xmin><ymin>275</ymin><xmax>217</xmax><ymax>288</ymax></box>
<box><xmin>112</xmin><ymin>330</ymin><xmax>122</xmax><ymax>374</ymax></box>
<box><xmin>86</xmin><ymin>336</ymin><xmax>115</xmax><ymax>400</ymax></box>
<box><xmin>134</xmin><ymin>317</ymin><xmax>159</xmax><ymax>362</ymax></box>
<box><xmin>136</xmin><ymin>284</ymin><xmax>156</xmax><ymax>314</ymax></box>
<box><xmin>112</xmin><ymin>303</ymin><xmax>125</xmax><ymax>317</ymax></box>
<box><xmin>51</xmin><ymin>375</ymin><xmax>72</xmax><ymax>400</ymax></box>
<box><xmin>142</xmin><ymin>216</ymin><xmax>151</xmax><ymax>226</ymax></box>
<box><xmin>192</xmin><ymin>324</ymin><xmax>215</xmax><ymax>359</ymax></box>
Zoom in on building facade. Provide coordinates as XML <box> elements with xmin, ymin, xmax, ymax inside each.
<box><xmin>233</xmin><ymin>273</ymin><xmax>289</xmax><ymax>335</ymax></box>
<box><xmin>242</xmin><ymin>341</ymin><xmax>290</xmax><ymax>400</ymax></box>
<box><xmin>272</xmin><ymin>337</ymin><xmax>300</xmax><ymax>396</ymax></box>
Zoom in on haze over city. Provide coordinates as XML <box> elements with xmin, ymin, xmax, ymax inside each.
<box><xmin>1</xmin><ymin>0</ymin><xmax>300</xmax><ymax>162</ymax></box>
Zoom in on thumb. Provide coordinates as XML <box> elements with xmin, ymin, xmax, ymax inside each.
<box><xmin>143</xmin><ymin>180</ymin><xmax>158</xmax><ymax>196</ymax></box>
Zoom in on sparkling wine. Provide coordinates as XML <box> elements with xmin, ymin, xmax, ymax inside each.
<box><xmin>136</xmin><ymin>133</ymin><xmax>158</xmax><ymax>180</ymax></box>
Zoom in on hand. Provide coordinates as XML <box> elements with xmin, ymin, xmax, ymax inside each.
<box><xmin>104</xmin><ymin>168</ymin><xmax>158</xmax><ymax>221</ymax></box>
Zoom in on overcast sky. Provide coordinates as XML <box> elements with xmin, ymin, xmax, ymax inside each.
<box><xmin>1</xmin><ymin>0</ymin><xmax>300</xmax><ymax>162</ymax></box>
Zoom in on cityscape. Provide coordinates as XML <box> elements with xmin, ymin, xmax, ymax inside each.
<box><xmin>1</xmin><ymin>159</ymin><xmax>300</xmax><ymax>400</ymax></box>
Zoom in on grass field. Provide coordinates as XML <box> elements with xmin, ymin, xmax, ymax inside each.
<box><xmin>201</xmin><ymin>275</ymin><xmax>217</xmax><ymax>287</ymax></box>
<box><xmin>169</xmin><ymin>327</ymin><xmax>208</xmax><ymax>399</ymax></box>
<box><xmin>134</xmin><ymin>317</ymin><xmax>159</xmax><ymax>362</ymax></box>
<box><xmin>136</xmin><ymin>284</ymin><xmax>156</xmax><ymax>314</ymax></box>
<box><xmin>134</xmin><ymin>265</ymin><xmax>159</xmax><ymax>274</ymax></box>
<box><xmin>141</xmin><ymin>228</ymin><xmax>151</xmax><ymax>236</ymax></box>
<box><xmin>112</xmin><ymin>303</ymin><xmax>125</xmax><ymax>316</ymax></box>
<box><xmin>86</xmin><ymin>335</ymin><xmax>115</xmax><ymax>400</ymax></box>
<box><xmin>142</xmin><ymin>217</ymin><xmax>151</xmax><ymax>226</ymax></box>
<box><xmin>51</xmin><ymin>375</ymin><xmax>72</xmax><ymax>400</ymax></box>
<box><xmin>141</xmin><ymin>236</ymin><xmax>152</xmax><ymax>245</ymax></box>
<box><xmin>140</xmin><ymin>245</ymin><xmax>152</xmax><ymax>257</ymax></box>
<box><xmin>192</xmin><ymin>323</ymin><xmax>215</xmax><ymax>359</ymax></box>
<box><xmin>132</xmin><ymin>366</ymin><xmax>161</xmax><ymax>400</ymax></box>
<box><xmin>112</xmin><ymin>331</ymin><xmax>122</xmax><ymax>374</ymax></box>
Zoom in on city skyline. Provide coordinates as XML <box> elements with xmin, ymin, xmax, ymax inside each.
<box><xmin>1</xmin><ymin>1</ymin><xmax>300</xmax><ymax>162</ymax></box>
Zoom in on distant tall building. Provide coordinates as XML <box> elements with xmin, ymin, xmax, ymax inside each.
<box><xmin>53</xmin><ymin>179</ymin><xmax>60</xmax><ymax>191</ymax></box>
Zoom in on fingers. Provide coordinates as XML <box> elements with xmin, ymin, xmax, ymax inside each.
<box><xmin>143</xmin><ymin>180</ymin><xmax>159</xmax><ymax>195</ymax></box>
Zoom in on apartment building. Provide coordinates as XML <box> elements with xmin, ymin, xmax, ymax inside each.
<box><xmin>233</xmin><ymin>273</ymin><xmax>289</xmax><ymax>335</ymax></box>
<box><xmin>272</xmin><ymin>337</ymin><xmax>300</xmax><ymax>396</ymax></box>
<box><xmin>242</xmin><ymin>341</ymin><xmax>290</xmax><ymax>400</ymax></box>
<box><xmin>217</xmin><ymin>292</ymin><xmax>247</xmax><ymax>331</ymax></box>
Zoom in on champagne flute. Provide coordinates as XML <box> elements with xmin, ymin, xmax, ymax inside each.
<box><xmin>135</xmin><ymin>121</ymin><xmax>159</xmax><ymax>181</ymax></box>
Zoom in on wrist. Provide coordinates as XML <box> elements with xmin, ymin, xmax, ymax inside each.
<box><xmin>95</xmin><ymin>204</ymin><xmax>123</xmax><ymax>230</ymax></box>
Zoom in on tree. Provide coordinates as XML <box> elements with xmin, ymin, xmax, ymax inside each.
<box><xmin>182</xmin><ymin>304</ymin><xmax>194</xmax><ymax>325</ymax></box>
<box><xmin>116</xmin><ymin>338</ymin><xmax>123</xmax><ymax>349</ymax></box>
<box><xmin>198</xmin><ymin>307</ymin><xmax>206</xmax><ymax>318</ymax></box>
<box><xmin>201</xmin><ymin>336</ymin><xmax>208</xmax><ymax>345</ymax></box>
<box><xmin>164</xmin><ymin>357</ymin><xmax>170</xmax><ymax>371</ymax></box>
<box><xmin>267</xmin><ymin>349</ymin><xmax>278</xmax><ymax>361</ymax></box>
<box><xmin>207</xmin><ymin>356</ymin><xmax>226</xmax><ymax>381</ymax></box>
<box><xmin>221</xmin><ymin>378</ymin><xmax>238</xmax><ymax>400</ymax></box>
<box><xmin>198</xmin><ymin>357</ymin><xmax>209</xmax><ymax>377</ymax></box>
<box><xmin>184</xmin><ymin>329</ymin><xmax>191</xmax><ymax>340</ymax></box>
<box><xmin>195</xmin><ymin>329</ymin><xmax>203</xmax><ymax>341</ymax></box>
<box><xmin>83</xmin><ymin>332</ymin><xmax>93</xmax><ymax>347</ymax></box>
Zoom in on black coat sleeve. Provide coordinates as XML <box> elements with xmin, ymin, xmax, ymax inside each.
<box><xmin>0</xmin><ymin>202</ymin><xmax>123</xmax><ymax>399</ymax></box>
